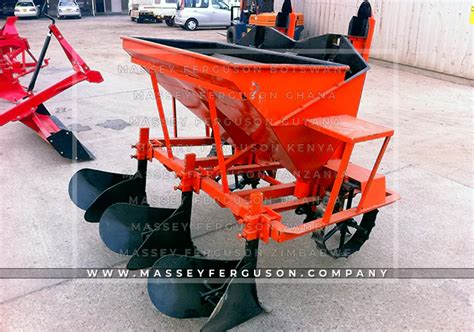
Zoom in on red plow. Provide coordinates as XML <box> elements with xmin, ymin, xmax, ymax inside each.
<box><xmin>0</xmin><ymin>16</ymin><xmax>48</xmax><ymax>102</ymax></box>
<box><xmin>69</xmin><ymin>2</ymin><xmax>399</xmax><ymax>330</ymax></box>
<box><xmin>0</xmin><ymin>13</ymin><xmax>102</xmax><ymax>160</ymax></box>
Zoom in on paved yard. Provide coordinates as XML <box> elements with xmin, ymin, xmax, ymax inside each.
<box><xmin>0</xmin><ymin>15</ymin><xmax>472</xmax><ymax>331</ymax></box>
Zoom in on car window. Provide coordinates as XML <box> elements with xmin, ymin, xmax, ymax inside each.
<box><xmin>16</xmin><ymin>2</ymin><xmax>34</xmax><ymax>7</ymax></box>
<box><xmin>211</xmin><ymin>0</ymin><xmax>228</xmax><ymax>10</ymax></box>
<box><xmin>184</xmin><ymin>0</ymin><xmax>208</xmax><ymax>8</ymax></box>
<box><xmin>59</xmin><ymin>0</ymin><xmax>76</xmax><ymax>6</ymax></box>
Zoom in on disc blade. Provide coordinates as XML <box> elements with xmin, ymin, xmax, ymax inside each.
<box><xmin>84</xmin><ymin>176</ymin><xmax>146</xmax><ymax>223</ymax></box>
<box><xmin>147</xmin><ymin>255</ymin><xmax>239</xmax><ymax>318</ymax></box>
<box><xmin>126</xmin><ymin>210</ymin><xmax>194</xmax><ymax>270</ymax></box>
<box><xmin>202</xmin><ymin>262</ymin><xmax>265</xmax><ymax>332</ymax></box>
<box><xmin>68</xmin><ymin>168</ymin><xmax>133</xmax><ymax>210</ymax></box>
<box><xmin>99</xmin><ymin>203</ymin><xmax>175</xmax><ymax>255</ymax></box>
<box><xmin>126</xmin><ymin>194</ymin><xmax>196</xmax><ymax>271</ymax></box>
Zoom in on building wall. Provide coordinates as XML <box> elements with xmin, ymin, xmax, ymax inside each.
<box><xmin>275</xmin><ymin>0</ymin><xmax>473</xmax><ymax>79</ymax></box>
<box><xmin>95</xmin><ymin>0</ymin><xmax>127</xmax><ymax>13</ymax></box>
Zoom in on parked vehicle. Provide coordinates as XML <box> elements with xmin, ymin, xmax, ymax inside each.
<box><xmin>226</xmin><ymin>0</ymin><xmax>240</xmax><ymax>7</ymax></box>
<box><xmin>14</xmin><ymin>1</ymin><xmax>40</xmax><ymax>18</ymax></box>
<box><xmin>57</xmin><ymin>0</ymin><xmax>81</xmax><ymax>19</ymax></box>
<box><xmin>175</xmin><ymin>0</ymin><xmax>231</xmax><ymax>30</ymax></box>
<box><xmin>129</xmin><ymin>0</ymin><xmax>177</xmax><ymax>25</ymax></box>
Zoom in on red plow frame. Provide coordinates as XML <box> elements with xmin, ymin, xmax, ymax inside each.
<box><xmin>0</xmin><ymin>16</ymin><xmax>102</xmax><ymax>160</ymax></box>
<box><xmin>0</xmin><ymin>17</ymin><xmax>48</xmax><ymax>102</ymax></box>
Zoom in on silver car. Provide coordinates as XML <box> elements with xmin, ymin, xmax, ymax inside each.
<box><xmin>174</xmin><ymin>0</ymin><xmax>231</xmax><ymax>31</ymax></box>
<box><xmin>57</xmin><ymin>0</ymin><xmax>81</xmax><ymax>19</ymax></box>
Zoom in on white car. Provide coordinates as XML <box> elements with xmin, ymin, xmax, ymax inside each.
<box><xmin>14</xmin><ymin>1</ymin><xmax>40</xmax><ymax>18</ymax></box>
<box><xmin>174</xmin><ymin>0</ymin><xmax>231</xmax><ymax>31</ymax></box>
<box><xmin>57</xmin><ymin>0</ymin><xmax>81</xmax><ymax>19</ymax></box>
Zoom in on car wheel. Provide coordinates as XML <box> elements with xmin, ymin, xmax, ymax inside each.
<box><xmin>185</xmin><ymin>18</ymin><xmax>198</xmax><ymax>31</ymax></box>
<box><xmin>137</xmin><ymin>17</ymin><xmax>144</xmax><ymax>23</ymax></box>
<box><xmin>165</xmin><ymin>18</ymin><xmax>174</xmax><ymax>27</ymax></box>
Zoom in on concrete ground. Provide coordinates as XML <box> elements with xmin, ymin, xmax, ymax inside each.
<box><xmin>0</xmin><ymin>16</ymin><xmax>472</xmax><ymax>331</ymax></box>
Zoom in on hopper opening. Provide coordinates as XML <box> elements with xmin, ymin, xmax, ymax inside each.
<box><xmin>134</xmin><ymin>37</ymin><xmax>348</xmax><ymax>67</ymax></box>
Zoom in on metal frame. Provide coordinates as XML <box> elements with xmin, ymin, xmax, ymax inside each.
<box><xmin>0</xmin><ymin>16</ymin><xmax>49</xmax><ymax>102</ymax></box>
<box><xmin>131</xmin><ymin>64</ymin><xmax>399</xmax><ymax>244</ymax></box>
<box><xmin>122</xmin><ymin>8</ymin><xmax>399</xmax><ymax>246</ymax></box>
<box><xmin>0</xmin><ymin>22</ymin><xmax>103</xmax><ymax>142</ymax></box>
